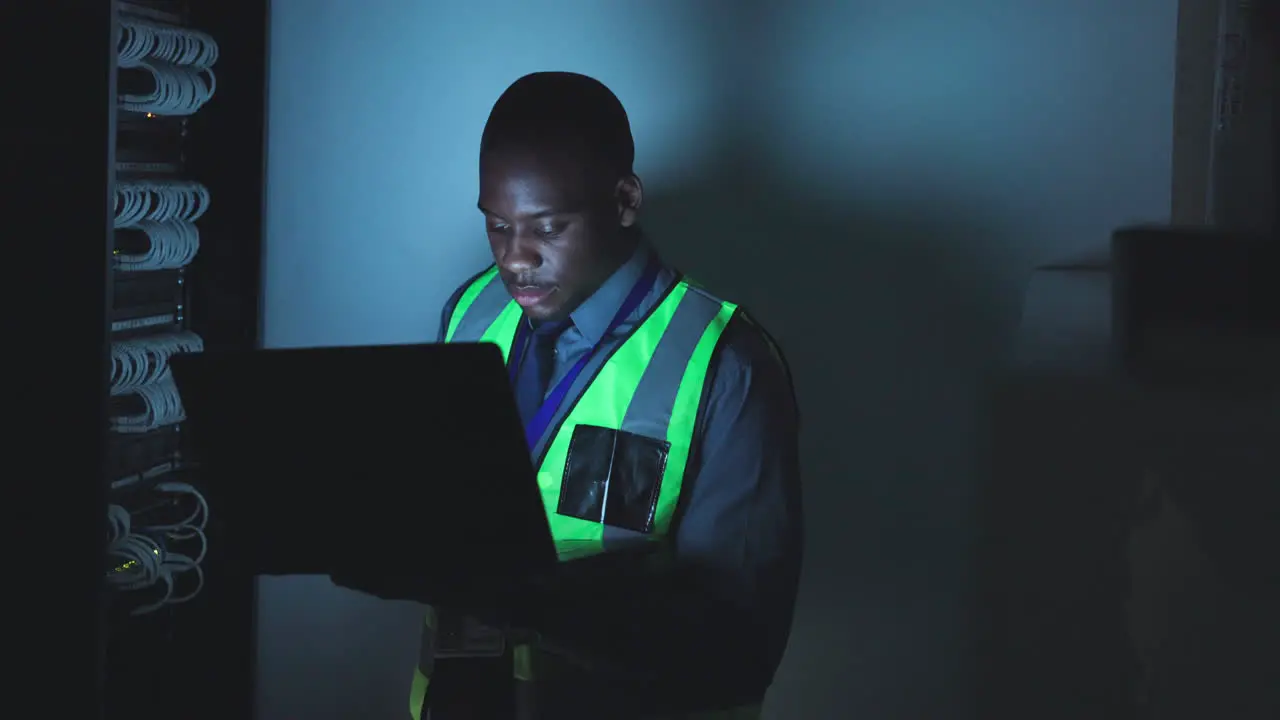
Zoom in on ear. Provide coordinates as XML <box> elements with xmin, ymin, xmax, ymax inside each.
<box><xmin>615</xmin><ymin>174</ymin><xmax>644</xmax><ymax>228</ymax></box>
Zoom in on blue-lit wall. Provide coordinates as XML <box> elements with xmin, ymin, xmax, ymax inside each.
<box><xmin>260</xmin><ymin>1</ymin><xmax>1178</xmax><ymax>717</ymax></box>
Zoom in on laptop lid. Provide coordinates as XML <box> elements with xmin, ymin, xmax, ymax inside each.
<box><xmin>169</xmin><ymin>343</ymin><xmax>558</xmax><ymax>583</ymax></box>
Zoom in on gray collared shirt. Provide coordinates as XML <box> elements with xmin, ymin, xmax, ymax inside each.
<box><xmin>437</xmin><ymin>243</ymin><xmax>803</xmax><ymax>700</ymax></box>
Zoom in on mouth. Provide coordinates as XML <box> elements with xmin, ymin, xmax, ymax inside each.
<box><xmin>508</xmin><ymin>285</ymin><xmax>557</xmax><ymax>308</ymax></box>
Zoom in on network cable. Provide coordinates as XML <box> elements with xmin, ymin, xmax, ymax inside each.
<box><xmin>115</xmin><ymin>218</ymin><xmax>200</xmax><ymax>272</ymax></box>
<box><xmin>106</xmin><ymin>477</ymin><xmax>209</xmax><ymax>615</ymax></box>
<box><xmin>114</xmin><ymin>180</ymin><xmax>211</xmax><ymax>228</ymax></box>
<box><xmin>110</xmin><ymin>331</ymin><xmax>203</xmax><ymax>395</ymax></box>
<box><xmin>110</xmin><ymin>332</ymin><xmax>203</xmax><ymax>432</ymax></box>
<box><xmin>118</xmin><ymin>59</ymin><xmax>216</xmax><ymax>116</ymax></box>
<box><xmin>117</xmin><ymin>17</ymin><xmax>219</xmax><ymax>116</ymax></box>
<box><xmin>117</xmin><ymin>17</ymin><xmax>219</xmax><ymax>69</ymax></box>
<box><xmin>111</xmin><ymin>376</ymin><xmax>187</xmax><ymax>432</ymax></box>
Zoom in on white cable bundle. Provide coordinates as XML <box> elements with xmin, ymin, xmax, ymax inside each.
<box><xmin>111</xmin><ymin>376</ymin><xmax>187</xmax><ymax>433</ymax></box>
<box><xmin>115</xmin><ymin>219</ymin><xmax>200</xmax><ymax>271</ymax></box>
<box><xmin>114</xmin><ymin>180</ymin><xmax>211</xmax><ymax>228</ymax></box>
<box><xmin>110</xmin><ymin>331</ymin><xmax>204</xmax><ymax>395</ymax></box>
<box><xmin>118</xmin><ymin>59</ymin><xmax>216</xmax><ymax>116</ymax></box>
<box><xmin>106</xmin><ymin>479</ymin><xmax>208</xmax><ymax>616</ymax></box>
<box><xmin>117</xmin><ymin>17</ymin><xmax>218</xmax><ymax>117</ymax></box>
<box><xmin>117</xmin><ymin>18</ymin><xmax>219</xmax><ymax>69</ymax></box>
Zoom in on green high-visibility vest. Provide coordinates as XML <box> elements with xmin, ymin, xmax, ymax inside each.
<box><xmin>410</xmin><ymin>265</ymin><xmax>761</xmax><ymax>720</ymax></box>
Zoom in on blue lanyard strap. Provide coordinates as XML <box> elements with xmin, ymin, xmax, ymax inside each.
<box><xmin>509</xmin><ymin>256</ymin><xmax>662</xmax><ymax>451</ymax></box>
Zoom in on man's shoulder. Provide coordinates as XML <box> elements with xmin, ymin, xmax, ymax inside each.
<box><xmin>676</xmin><ymin>278</ymin><xmax>791</xmax><ymax>389</ymax></box>
<box><xmin>719</xmin><ymin>309</ymin><xmax>790</xmax><ymax>386</ymax></box>
<box><xmin>677</xmin><ymin>279</ymin><xmax>800</xmax><ymax>428</ymax></box>
<box><xmin>436</xmin><ymin>264</ymin><xmax>497</xmax><ymax>341</ymax></box>
<box><xmin>442</xmin><ymin>264</ymin><xmax>498</xmax><ymax>313</ymax></box>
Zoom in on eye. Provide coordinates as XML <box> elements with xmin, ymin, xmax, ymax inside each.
<box><xmin>487</xmin><ymin>221</ymin><xmax>510</xmax><ymax>233</ymax></box>
<box><xmin>536</xmin><ymin>222</ymin><xmax>566</xmax><ymax>237</ymax></box>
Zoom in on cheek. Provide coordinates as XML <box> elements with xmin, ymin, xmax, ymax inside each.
<box><xmin>486</xmin><ymin>232</ymin><xmax>504</xmax><ymax>258</ymax></box>
<box><xmin>552</xmin><ymin>233</ymin><xmax>600</xmax><ymax>279</ymax></box>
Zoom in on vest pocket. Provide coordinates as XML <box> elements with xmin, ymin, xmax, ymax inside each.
<box><xmin>558</xmin><ymin>424</ymin><xmax>671</xmax><ymax>533</ymax></box>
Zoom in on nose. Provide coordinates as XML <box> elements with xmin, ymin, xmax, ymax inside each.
<box><xmin>497</xmin><ymin>232</ymin><xmax>542</xmax><ymax>275</ymax></box>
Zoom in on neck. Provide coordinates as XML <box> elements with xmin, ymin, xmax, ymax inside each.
<box><xmin>551</xmin><ymin>234</ymin><xmax>650</xmax><ymax>333</ymax></box>
<box><xmin>593</xmin><ymin>231</ymin><xmax>642</xmax><ymax>289</ymax></box>
<box><xmin>606</xmin><ymin>225</ymin><xmax>642</xmax><ymax>270</ymax></box>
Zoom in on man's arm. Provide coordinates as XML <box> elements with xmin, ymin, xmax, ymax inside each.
<box><xmin>533</xmin><ymin>314</ymin><xmax>804</xmax><ymax>708</ymax></box>
<box><xmin>666</xmin><ymin>313</ymin><xmax>804</xmax><ymax>693</ymax></box>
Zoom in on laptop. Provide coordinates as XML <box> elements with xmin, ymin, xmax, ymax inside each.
<box><xmin>169</xmin><ymin>342</ymin><xmax>659</xmax><ymax>592</ymax></box>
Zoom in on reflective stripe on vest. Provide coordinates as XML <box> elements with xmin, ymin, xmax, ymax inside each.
<box><xmin>412</xmin><ymin>266</ymin><xmax>752</xmax><ymax>718</ymax></box>
<box><xmin>408</xmin><ymin>605</ymin><xmax>436</xmax><ymax>720</ymax></box>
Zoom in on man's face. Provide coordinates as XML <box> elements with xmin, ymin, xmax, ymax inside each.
<box><xmin>478</xmin><ymin>148</ymin><xmax>639</xmax><ymax>322</ymax></box>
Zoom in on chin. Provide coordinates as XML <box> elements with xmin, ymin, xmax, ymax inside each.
<box><xmin>523</xmin><ymin>302</ymin><xmax>569</xmax><ymax>323</ymax></box>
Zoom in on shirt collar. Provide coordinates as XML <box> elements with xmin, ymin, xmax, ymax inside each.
<box><xmin>567</xmin><ymin>242</ymin><xmax>654</xmax><ymax>345</ymax></box>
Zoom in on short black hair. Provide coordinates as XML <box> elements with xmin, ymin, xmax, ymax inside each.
<box><xmin>480</xmin><ymin>72</ymin><xmax>635</xmax><ymax>179</ymax></box>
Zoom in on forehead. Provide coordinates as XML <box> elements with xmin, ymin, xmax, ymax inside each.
<box><xmin>479</xmin><ymin>147</ymin><xmax>599</xmax><ymax>217</ymax></box>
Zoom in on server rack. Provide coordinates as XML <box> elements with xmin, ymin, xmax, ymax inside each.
<box><xmin>104</xmin><ymin>2</ymin><xmax>267</xmax><ymax>718</ymax></box>
<box><xmin>7</xmin><ymin>2</ymin><xmax>267</xmax><ymax>717</ymax></box>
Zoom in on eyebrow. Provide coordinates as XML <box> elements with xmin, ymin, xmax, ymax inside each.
<box><xmin>477</xmin><ymin>202</ymin><xmax>565</xmax><ymax>220</ymax></box>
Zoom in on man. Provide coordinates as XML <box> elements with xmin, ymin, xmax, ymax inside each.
<box><xmin>415</xmin><ymin>72</ymin><xmax>803</xmax><ymax>719</ymax></box>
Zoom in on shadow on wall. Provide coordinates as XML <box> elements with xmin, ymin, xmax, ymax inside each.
<box><xmin>641</xmin><ymin>145</ymin><xmax>1020</xmax><ymax>717</ymax></box>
